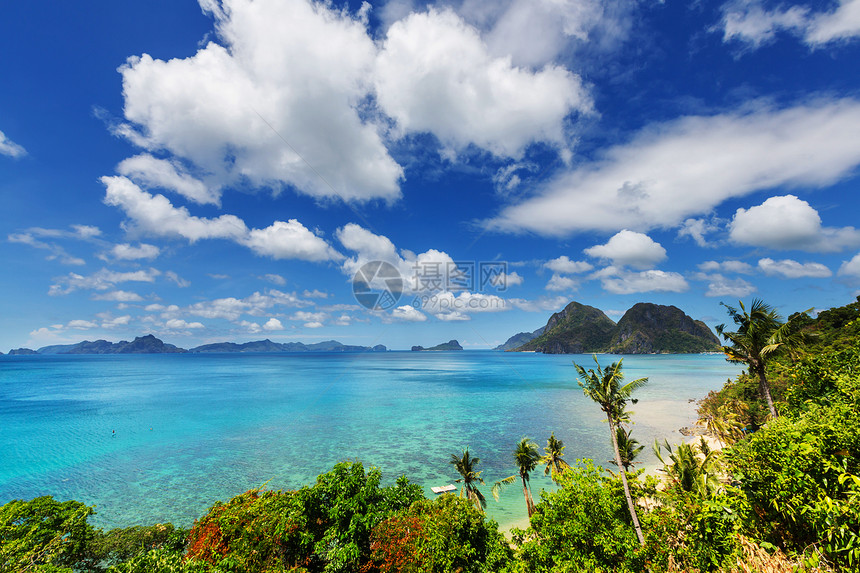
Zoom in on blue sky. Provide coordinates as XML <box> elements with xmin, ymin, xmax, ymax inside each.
<box><xmin>2</xmin><ymin>0</ymin><xmax>860</xmax><ymax>352</ymax></box>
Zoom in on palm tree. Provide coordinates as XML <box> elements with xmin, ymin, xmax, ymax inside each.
<box><xmin>654</xmin><ymin>439</ymin><xmax>720</xmax><ymax>498</ymax></box>
<box><xmin>716</xmin><ymin>299</ymin><xmax>808</xmax><ymax>419</ymax></box>
<box><xmin>541</xmin><ymin>433</ymin><xmax>571</xmax><ymax>481</ymax></box>
<box><xmin>615</xmin><ymin>426</ymin><xmax>644</xmax><ymax>472</ymax></box>
<box><xmin>492</xmin><ymin>438</ymin><xmax>541</xmax><ymax>517</ymax></box>
<box><xmin>450</xmin><ymin>448</ymin><xmax>487</xmax><ymax>511</ymax></box>
<box><xmin>575</xmin><ymin>356</ymin><xmax>648</xmax><ymax>546</ymax></box>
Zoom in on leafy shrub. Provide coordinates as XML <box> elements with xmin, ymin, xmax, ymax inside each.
<box><xmin>511</xmin><ymin>459</ymin><xmax>644</xmax><ymax>572</ymax></box>
<box><xmin>370</xmin><ymin>495</ymin><xmax>512</xmax><ymax>573</ymax></box>
<box><xmin>0</xmin><ymin>496</ymin><xmax>96</xmax><ymax>573</ymax></box>
<box><xmin>185</xmin><ymin>461</ymin><xmax>423</xmax><ymax>573</ymax></box>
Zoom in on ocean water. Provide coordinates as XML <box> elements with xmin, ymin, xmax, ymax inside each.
<box><xmin>0</xmin><ymin>351</ymin><xmax>741</xmax><ymax>530</ymax></box>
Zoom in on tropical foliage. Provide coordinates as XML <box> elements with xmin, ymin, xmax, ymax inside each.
<box><xmin>4</xmin><ymin>296</ymin><xmax>859</xmax><ymax>572</ymax></box>
<box><xmin>491</xmin><ymin>438</ymin><xmax>541</xmax><ymax>517</ymax></box>
<box><xmin>574</xmin><ymin>356</ymin><xmax>648</xmax><ymax>546</ymax></box>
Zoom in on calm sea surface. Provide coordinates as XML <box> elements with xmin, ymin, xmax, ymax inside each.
<box><xmin>0</xmin><ymin>351</ymin><xmax>741</xmax><ymax>529</ymax></box>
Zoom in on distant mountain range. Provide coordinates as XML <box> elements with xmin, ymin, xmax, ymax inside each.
<box><xmin>504</xmin><ymin>301</ymin><xmax>720</xmax><ymax>354</ymax></box>
<box><xmin>7</xmin><ymin>335</ymin><xmax>387</xmax><ymax>355</ymax></box>
<box><xmin>493</xmin><ymin>327</ymin><xmax>545</xmax><ymax>351</ymax></box>
<box><xmin>412</xmin><ymin>339</ymin><xmax>463</xmax><ymax>351</ymax></box>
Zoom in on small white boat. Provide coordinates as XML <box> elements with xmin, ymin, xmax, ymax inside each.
<box><xmin>431</xmin><ymin>484</ymin><xmax>457</xmax><ymax>494</ymax></box>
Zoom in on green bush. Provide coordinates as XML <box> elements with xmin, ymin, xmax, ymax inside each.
<box><xmin>510</xmin><ymin>460</ymin><xmax>644</xmax><ymax>572</ymax></box>
<box><xmin>370</xmin><ymin>495</ymin><xmax>512</xmax><ymax>573</ymax></box>
<box><xmin>0</xmin><ymin>496</ymin><xmax>96</xmax><ymax>573</ymax></box>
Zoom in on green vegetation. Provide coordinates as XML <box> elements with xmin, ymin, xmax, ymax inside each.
<box><xmin>491</xmin><ymin>438</ymin><xmax>541</xmax><ymax>518</ymax></box>
<box><xmin>4</xmin><ymin>296</ymin><xmax>859</xmax><ymax>571</ymax></box>
<box><xmin>574</xmin><ymin>356</ymin><xmax>648</xmax><ymax>546</ymax></box>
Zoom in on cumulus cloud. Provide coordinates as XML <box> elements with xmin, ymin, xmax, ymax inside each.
<box><xmin>700</xmin><ymin>274</ymin><xmax>757</xmax><ymax>298</ymax></box>
<box><xmin>544</xmin><ymin>255</ymin><xmax>593</xmax><ymax>274</ymax></box>
<box><xmin>375</xmin><ymin>8</ymin><xmax>592</xmax><ymax>158</ymax></box>
<box><xmin>67</xmin><ymin>319</ymin><xmax>98</xmax><ymax>330</ymax></box>
<box><xmin>244</xmin><ymin>220</ymin><xmax>343</xmax><ymax>262</ymax></box>
<box><xmin>92</xmin><ymin>290</ymin><xmax>145</xmax><ymax>302</ymax></box>
<box><xmin>165</xmin><ymin>318</ymin><xmax>205</xmax><ymax>330</ymax></box>
<box><xmin>390</xmin><ymin>305</ymin><xmax>427</xmax><ymax>322</ymax></box>
<box><xmin>186</xmin><ymin>289</ymin><xmax>311</xmax><ymax>321</ymax></box>
<box><xmin>117</xmin><ymin>0</ymin><xmax>403</xmax><ymax>203</ymax></box>
<box><xmin>678</xmin><ymin>217</ymin><xmax>722</xmax><ymax>248</ymax></box>
<box><xmin>0</xmin><ymin>129</ymin><xmax>26</xmax><ymax>158</ymax></box>
<box><xmin>546</xmin><ymin>274</ymin><xmax>579</xmax><ymax>291</ymax></box>
<box><xmin>263</xmin><ymin>318</ymin><xmax>283</xmax><ymax>331</ymax></box>
<box><xmin>757</xmin><ymin>257</ymin><xmax>832</xmax><ymax>278</ymax></box>
<box><xmin>477</xmin><ymin>0</ymin><xmax>633</xmax><ymax>68</ymax></box>
<box><xmin>838</xmin><ymin>253</ymin><xmax>860</xmax><ymax>277</ymax></box>
<box><xmin>486</xmin><ymin>99</ymin><xmax>860</xmax><ymax>236</ymax></box>
<box><xmin>102</xmin><ymin>176</ymin><xmax>342</xmax><ymax>261</ymax></box>
<box><xmin>592</xmin><ymin>266</ymin><xmax>689</xmax><ymax>295</ymax></box>
<box><xmin>720</xmin><ymin>0</ymin><xmax>860</xmax><ymax>48</ymax></box>
<box><xmin>117</xmin><ymin>153</ymin><xmax>218</xmax><ymax>205</ymax></box>
<box><xmin>111</xmin><ymin>243</ymin><xmax>160</xmax><ymax>260</ymax></box>
<box><xmin>584</xmin><ymin>230</ymin><xmax>667</xmax><ymax>269</ymax></box>
<box><xmin>507</xmin><ymin>295</ymin><xmax>570</xmax><ymax>312</ymax></box>
<box><xmin>729</xmin><ymin>195</ymin><xmax>860</xmax><ymax>252</ymax></box>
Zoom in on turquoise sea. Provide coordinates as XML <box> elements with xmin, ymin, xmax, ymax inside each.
<box><xmin>0</xmin><ymin>351</ymin><xmax>742</xmax><ymax>530</ymax></box>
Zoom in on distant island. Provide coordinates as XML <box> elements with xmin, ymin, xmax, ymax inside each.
<box><xmin>411</xmin><ymin>339</ymin><xmax>463</xmax><ymax>351</ymax></box>
<box><xmin>7</xmin><ymin>336</ymin><xmax>387</xmax><ymax>355</ymax></box>
<box><xmin>493</xmin><ymin>327</ymin><xmax>545</xmax><ymax>351</ymax></box>
<box><xmin>507</xmin><ymin>301</ymin><xmax>720</xmax><ymax>354</ymax></box>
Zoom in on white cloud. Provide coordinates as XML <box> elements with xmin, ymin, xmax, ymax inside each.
<box><xmin>700</xmin><ymin>274</ymin><xmax>757</xmax><ymax>298</ymax></box>
<box><xmin>337</xmin><ymin>223</ymin><xmax>458</xmax><ymax>295</ymax></box>
<box><xmin>117</xmin><ymin>0</ymin><xmax>402</xmax><ymax>203</ymax></box>
<box><xmin>102</xmin><ymin>315</ymin><xmax>132</xmax><ymax>328</ymax></box>
<box><xmin>240</xmin><ymin>320</ymin><xmax>262</xmax><ymax>333</ymax></box>
<box><xmin>678</xmin><ymin>217</ymin><xmax>721</xmax><ymax>247</ymax></box>
<box><xmin>303</xmin><ymin>321</ymin><xmax>324</xmax><ymax>329</ymax></box>
<box><xmin>0</xmin><ymin>129</ymin><xmax>26</xmax><ymax>158</ymax></box>
<box><xmin>592</xmin><ymin>266</ymin><xmax>689</xmax><ymax>295</ymax></box>
<box><xmin>508</xmin><ymin>295</ymin><xmax>569</xmax><ymax>312</ymax></box>
<box><xmin>187</xmin><ymin>289</ymin><xmax>310</xmax><ymax>321</ymax></box>
<box><xmin>243</xmin><ymin>220</ymin><xmax>343</xmax><ymax>262</ymax></box>
<box><xmin>478</xmin><ymin>0</ymin><xmax>632</xmax><ymax>67</ymax></box>
<box><xmin>92</xmin><ymin>290</ymin><xmax>145</xmax><ymax>302</ymax></box>
<box><xmin>757</xmin><ymin>257</ymin><xmax>832</xmax><ymax>278</ymax></box>
<box><xmin>838</xmin><ymin>253</ymin><xmax>860</xmax><ymax>277</ymax></box>
<box><xmin>729</xmin><ymin>195</ymin><xmax>860</xmax><ymax>252</ymax></box>
<box><xmin>8</xmin><ymin>232</ymin><xmax>86</xmax><ymax>266</ymax></box>
<box><xmin>486</xmin><ymin>99</ymin><xmax>860</xmax><ymax>236</ymax></box>
<box><xmin>165</xmin><ymin>318</ymin><xmax>205</xmax><ymax>330</ymax></box>
<box><xmin>584</xmin><ymin>230</ymin><xmax>667</xmax><ymax>269</ymax></box>
<box><xmin>289</xmin><ymin>311</ymin><xmax>327</xmax><ymax>323</ymax></box>
<box><xmin>303</xmin><ymin>289</ymin><xmax>328</xmax><ymax>298</ymax></box>
<box><xmin>103</xmin><ymin>175</ymin><xmax>247</xmax><ymax>242</ymax></box>
<box><xmin>117</xmin><ymin>153</ymin><xmax>218</xmax><ymax>205</ymax></box>
<box><xmin>390</xmin><ymin>305</ymin><xmax>427</xmax><ymax>322</ymax></box>
<box><xmin>494</xmin><ymin>270</ymin><xmax>524</xmax><ymax>287</ymax></box>
<box><xmin>546</xmin><ymin>274</ymin><xmax>579</xmax><ymax>292</ymax></box>
<box><xmin>375</xmin><ymin>8</ymin><xmax>591</xmax><ymax>159</ymax></box>
<box><xmin>720</xmin><ymin>0</ymin><xmax>860</xmax><ymax>48</ymax></box>
<box><xmin>111</xmin><ymin>243</ymin><xmax>160</xmax><ymax>260</ymax></box>
<box><xmin>67</xmin><ymin>319</ymin><xmax>98</xmax><ymax>330</ymax></box>
<box><xmin>263</xmin><ymin>274</ymin><xmax>287</xmax><ymax>286</ymax></box>
<box><xmin>419</xmin><ymin>291</ymin><xmax>508</xmax><ymax>315</ymax></box>
<box><xmin>165</xmin><ymin>271</ymin><xmax>190</xmax><ymax>287</ymax></box>
<box><xmin>263</xmin><ymin>318</ymin><xmax>283</xmax><ymax>331</ymax></box>
<box><xmin>50</xmin><ymin>268</ymin><xmax>161</xmax><ymax>295</ymax></box>
<box><xmin>102</xmin><ymin>176</ymin><xmax>342</xmax><ymax>261</ymax></box>
<box><xmin>544</xmin><ymin>255</ymin><xmax>593</xmax><ymax>274</ymax></box>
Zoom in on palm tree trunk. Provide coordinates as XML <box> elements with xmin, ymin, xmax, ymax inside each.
<box><xmin>756</xmin><ymin>366</ymin><xmax>778</xmax><ymax>419</ymax></box>
<box><xmin>521</xmin><ymin>476</ymin><xmax>534</xmax><ymax>517</ymax></box>
<box><xmin>608</xmin><ymin>413</ymin><xmax>645</xmax><ymax>546</ymax></box>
